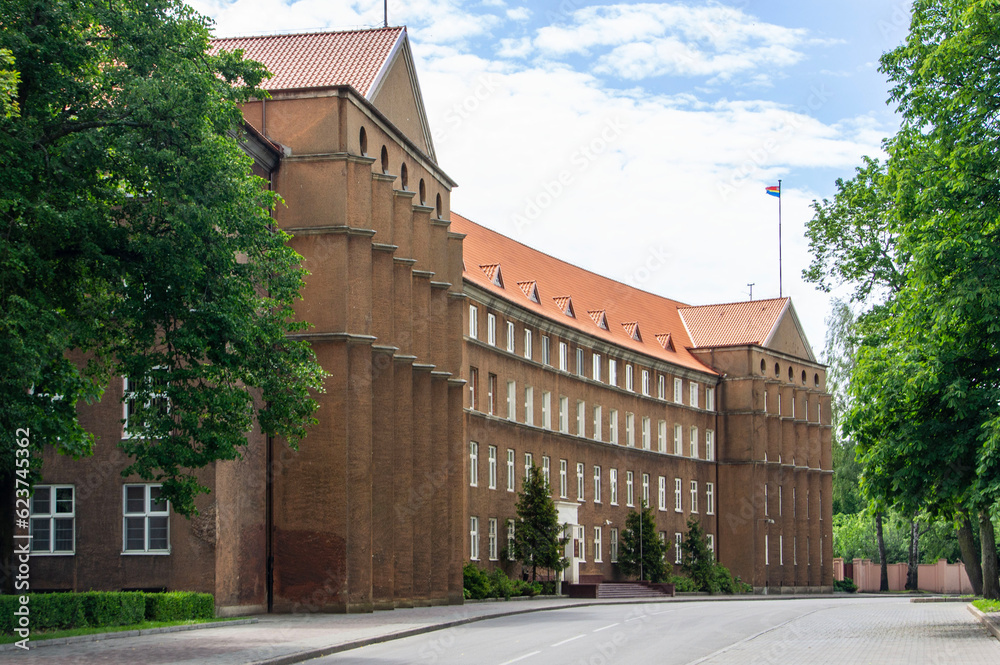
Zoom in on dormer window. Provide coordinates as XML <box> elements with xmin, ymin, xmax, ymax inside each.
<box><xmin>517</xmin><ymin>280</ymin><xmax>539</xmax><ymax>303</ymax></box>
<box><xmin>480</xmin><ymin>264</ymin><xmax>504</xmax><ymax>288</ymax></box>
<box><xmin>588</xmin><ymin>309</ymin><xmax>608</xmax><ymax>330</ymax></box>
<box><xmin>554</xmin><ymin>296</ymin><xmax>575</xmax><ymax>317</ymax></box>
<box><xmin>622</xmin><ymin>321</ymin><xmax>641</xmax><ymax>342</ymax></box>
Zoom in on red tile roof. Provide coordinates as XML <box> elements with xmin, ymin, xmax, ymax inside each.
<box><xmin>210</xmin><ymin>27</ymin><xmax>404</xmax><ymax>95</ymax></box>
<box><xmin>678</xmin><ymin>298</ymin><xmax>789</xmax><ymax>348</ymax></box>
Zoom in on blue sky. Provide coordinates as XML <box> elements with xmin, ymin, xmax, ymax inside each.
<box><xmin>190</xmin><ymin>0</ymin><xmax>912</xmax><ymax>357</ymax></box>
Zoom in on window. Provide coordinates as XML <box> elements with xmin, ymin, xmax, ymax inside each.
<box><xmin>576</xmin><ymin>348</ymin><xmax>585</xmax><ymax>376</ymax></box>
<box><xmin>706</xmin><ymin>387</ymin><xmax>715</xmax><ymax>412</ymax></box>
<box><xmin>593</xmin><ymin>405</ymin><xmax>602</xmax><ymax>441</ymax></box>
<box><xmin>559</xmin><ymin>460</ymin><xmax>568</xmax><ymax>498</ymax></box>
<box><xmin>706</xmin><ymin>430</ymin><xmax>715</xmax><ymax>461</ymax></box>
<box><xmin>642</xmin><ymin>473</ymin><xmax>650</xmax><ymax>507</ymax></box>
<box><xmin>690</xmin><ymin>480</ymin><xmax>698</xmax><ymax>513</ymax></box>
<box><xmin>542</xmin><ymin>456</ymin><xmax>550</xmax><ymax>486</ymax></box>
<box><xmin>123</xmin><ymin>371</ymin><xmax>169</xmax><ymax>438</ymax></box>
<box><xmin>469</xmin><ymin>367</ymin><xmax>478</xmax><ymax>410</ymax></box>
<box><xmin>542</xmin><ymin>335</ymin><xmax>551</xmax><ymax>365</ymax></box>
<box><xmin>470</xmin><ymin>517</ymin><xmax>480</xmax><ymax>560</ymax></box>
<box><xmin>30</xmin><ymin>485</ymin><xmax>74</xmax><ymax>554</ymax></box>
<box><xmin>779</xmin><ymin>535</ymin><xmax>784</xmax><ymax>566</ymax></box>
<box><xmin>524</xmin><ymin>453</ymin><xmax>533</xmax><ymax>482</ymax></box>
<box><xmin>690</xmin><ymin>426</ymin><xmax>699</xmax><ymax>458</ymax></box>
<box><xmin>507</xmin><ymin>381</ymin><xmax>516</xmax><ymax>421</ymax></box>
<box><xmin>658</xmin><ymin>374</ymin><xmax>665</xmax><ymax>400</ymax></box>
<box><xmin>610</xmin><ymin>468</ymin><xmax>618</xmax><ymax>505</ymax></box>
<box><xmin>794</xmin><ymin>536</ymin><xmax>797</xmax><ymax>565</ymax></box>
<box><xmin>488</xmin><ymin>446</ymin><xmax>497</xmax><ymax>489</ymax></box>
<box><xmin>779</xmin><ymin>486</ymin><xmax>783</xmax><ymax>516</ymax></box>
<box><xmin>576</xmin><ymin>400</ymin><xmax>586</xmax><ymax>437</ymax></box>
<box><xmin>673</xmin><ymin>424</ymin><xmax>682</xmax><ymax>455</ymax></box>
<box><xmin>765</xmin><ymin>534</ymin><xmax>769</xmax><ymax>566</ymax></box>
<box><xmin>577</xmin><ymin>462</ymin><xmax>585</xmax><ymax>500</ymax></box>
<box><xmin>625</xmin><ymin>412</ymin><xmax>635</xmax><ymax>447</ymax></box>
<box><xmin>673</xmin><ymin>378</ymin><xmax>683</xmax><ymax>402</ymax></box>
<box><xmin>792</xmin><ymin>395</ymin><xmax>796</xmax><ymax>418</ymax></box>
<box><xmin>626</xmin><ymin>471</ymin><xmax>634</xmax><ymax>507</ymax></box>
<box><xmin>593</xmin><ymin>466</ymin><xmax>602</xmax><ymax>503</ymax></box>
<box><xmin>675</xmin><ymin>532</ymin><xmax>683</xmax><ymax>564</ymax></box>
<box><xmin>690</xmin><ymin>382</ymin><xmax>699</xmax><ymax>408</ymax></box>
<box><xmin>658</xmin><ymin>476</ymin><xmax>666</xmax><ymax>511</ymax></box>
<box><xmin>524</xmin><ymin>329</ymin><xmax>533</xmax><ymax>360</ymax></box>
<box><xmin>708</xmin><ymin>534</ymin><xmax>715</xmax><ymax>559</ymax></box>
<box><xmin>707</xmin><ymin>483</ymin><xmax>715</xmax><ymax>514</ymax></box>
<box><xmin>607</xmin><ymin>410</ymin><xmax>618</xmax><ymax>444</ymax></box>
<box><xmin>577</xmin><ymin>525</ymin><xmax>586</xmax><ymax>563</ymax></box>
<box><xmin>487</xmin><ymin>313</ymin><xmax>496</xmax><ymax>346</ymax></box>
<box><xmin>488</xmin><ymin>373</ymin><xmax>497</xmax><ymax>415</ymax></box>
<box><xmin>610</xmin><ymin>528</ymin><xmax>619</xmax><ymax>563</ymax></box>
<box><xmin>469</xmin><ymin>305</ymin><xmax>478</xmax><ymax>339</ymax></box>
<box><xmin>559</xmin><ymin>341</ymin><xmax>568</xmax><ymax>370</ymax></box>
<box><xmin>489</xmin><ymin>518</ymin><xmax>498</xmax><ymax>560</ymax></box>
<box><xmin>469</xmin><ymin>442</ymin><xmax>479</xmax><ymax>487</ymax></box>
<box><xmin>506</xmin><ymin>320</ymin><xmax>515</xmax><ymax>352</ymax></box>
<box><xmin>594</xmin><ymin>526</ymin><xmax>603</xmax><ymax>562</ymax></box>
<box><xmin>542</xmin><ymin>391</ymin><xmax>551</xmax><ymax>429</ymax></box>
<box><xmin>765</xmin><ymin>484</ymin><xmax>769</xmax><ymax>516</ymax></box>
<box><xmin>658</xmin><ymin>420</ymin><xmax>667</xmax><ymax>453</ymax></box>
<box><xmin>641</xmin><ymin>369</ymin><xmax>649</xmax><ymax>396</ymax></box>
<box><xmin>609</xmin><ymin>359</ymin><xmax>617</xmax><ymax>386</ymax></box>
<box><xmin>508</xmin><ymin>519</ymin><xmax>516</xmax><ymax>560</ymax></box>
<box><xmin>123</xmin><ymin>484</ymin><xmax>169</xmax><ymax>553</ymax></box>
<box><xmin>764</xmin><ymin>390</ymin><xmax>768</xmax><ymax>413</ymax></box>
<box><xmin>559</xmin><ymin>396</ymin><xmax>569</xmax><ymax>433</ymax></box>
<box><xmin>625</xmin><ymin>364</ymin><xmax>634</xmax><ymax>391</ymax></box>
<box><xmin>506</xmin><ymin>449</ymin><xmax>515</xmax><ymax>492</ymax></box>
<box><xmin>641</xmin><ymin>417</ymin><xmax>651</xmax><ymax>450</ymax></box>
<box><xmin>525</xmin><ymin>386</ymin><xmax>534</xmax><ymax>425</ymax></box>
<box><xmin>593</xmin><ymin>353</ymin><xmax>602</xmax><ymax>381</ymax></box>
<box><xmin>674</xmin><ymin>478</ymin><xmax>683</xmax><ymax>512</ymax></box>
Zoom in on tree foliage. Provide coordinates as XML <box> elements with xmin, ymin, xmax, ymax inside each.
<box><xmin>0</xmin><ymin>0</ymin><xmax>325</xmax><ymax>517</ymax></box>
<box><xmin>513</xmin><ymin>465</ymin><xmax>566</xmax><ymax>582</ymax></box>
<box><xmin>617</xmin><ymin>501</ymin><xmax>666</xmax><ymax>582</ymax></box>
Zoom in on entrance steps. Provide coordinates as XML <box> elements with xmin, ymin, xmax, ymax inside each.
<box><xmin>596</xmin><ymin>582</ymin><xmax>671</xmax><ymax>599</ymax></box>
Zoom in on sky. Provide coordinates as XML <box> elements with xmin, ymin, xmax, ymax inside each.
<box><xmin>188</xmin><ymin>0</ymin><xmax>913</xmax><ymax>360</ymax></box>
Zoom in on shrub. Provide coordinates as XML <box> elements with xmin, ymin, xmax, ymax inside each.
<box><xmin>143</xmin><ymin>592</ymin><xmax>214</xmax><ymax>622</ymax></box>
<box><xmin>668</xmin><ymin>574</ymin><xmax>700</xmax><ymax>592</ymax></box>
<box><xmin>30</xmin><ymin>593</ymin><xmax>87</xmax><ymax>632</ymax></box>
<box><xmin>488</xmin><ymin>569</ymin><xmax>516</xmax><ymax>600</ymax></box>
<box><xmin>463</xmin><ymin>562</ymin><xmax>493</xmax><ymax>600</ymax></box>
<box><xmin>834</xmin><ymin>577</ymin><xmax>858</xmax><ymax>593</ymax></box>
<box><xmin>0</xmin><ymin>591</ymin><xmax>214</xmax><ymax>634</ymax></box>
<box><xmin>82</xmin><ymin>592</ymin><xmax>145</xmax><ymax>627</ymax></box>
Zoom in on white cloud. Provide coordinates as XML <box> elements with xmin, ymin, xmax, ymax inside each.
<box><xmin>506</xmin><ymin>7</ymin><xmax>531</xmax><ymax>21</ymax></box>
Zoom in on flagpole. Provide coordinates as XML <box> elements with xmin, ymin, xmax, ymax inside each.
<box><xmin>778</xmin><ymin>179</ymin><xmax>782</xmax><ymax>298</ymax></box>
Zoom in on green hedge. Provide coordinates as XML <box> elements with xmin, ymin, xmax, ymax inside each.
<box><xmin>0</xmin><ymin>591</ymin><xmax>215</xmax><ymax>634</ymax></box>
<box><xmin>462</xmin><ymin>563</ymin><xmax>544</xmax><ymax>600</ymax></box>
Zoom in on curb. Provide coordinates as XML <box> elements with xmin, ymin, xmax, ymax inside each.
<box><xmin>968</xmin><ymin>603</ymin><xmax>1000</xmax><ymax>640</ymax></box>
<box><xmin>0</xmin><ymin>618</ymin><xmax>258</xmax><ymax>652</ymax></box>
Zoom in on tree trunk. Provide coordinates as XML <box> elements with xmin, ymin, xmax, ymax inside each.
<box><xmin>980</xmin><ymin>511</ymin><xmax>1000</xmax><ymax>600</ymax></box>
<box><xmin>957</xmin><ymin>514</ymin><xmax>983</xmax><ymax>596</ymax></box>
<box><xmin>876</xmin><ymin>511</ymin><xmax>889</xmax><ymax>592</ymax></box>
<box><xmin>905</xmin><ymin>515</ymin><xmax>920</xmax><ymax>590</ymax></box>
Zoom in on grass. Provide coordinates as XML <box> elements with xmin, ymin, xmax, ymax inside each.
<box><xmin>972</xmin><ymin>598</ymin><xmax>1000</xmax><ymax>613</ymax></box>
<box><xmin>0</xmin><ymin>617</ymin><xmax>245</xmax><ymax>645</ymax></box>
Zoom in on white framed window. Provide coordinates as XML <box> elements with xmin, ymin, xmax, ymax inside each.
<box><xmin>593</xmin><ymin>353</ymin><xmax>602</xmax><ymax>381</ymax></box>
<box><xmin>792</xmin><ymin>395</ymin><xmax>796</xmax><ymax>418</ymax></box>
<box><xmin>506</xmin><ymin>320</ymin><xmax>515</xmax><ymax>352</ymax></box>
<box><xmin>542</xmin><ymin>455</ymin><xmax>551</xmax><ymax>486</ymax></box>
<box><xmin>609</xmin><ymin>359</ymin><xmax>617</xmax><ymax>386</ymax></box>
<box><xmin>487</xmin><ymin>312</ymin><xmax>496</xmax><ymax>346</ymax></box>
<box><xmin>594</xmin><ymin>526</ymin><xmax>603</xmax><ymax>563</ymax></box>
<box><xmin>780</xmin><ymin>534</ymin><xmax>784</xmax><ymax>566</ymax></box>
<box><xmin>794</xmin><ymin>536</ymin><xmax>797</xmax><ymax>566</ymax></box>
<box><xmin>489</xmin><ymin>518</ymin><xmax>498</xmax><ymax>560</ymax></box>
<box><xmin>559</xmin><ymin>341</ymin><xmax>568</xmax><ymax>371</ymax></box>
<box><xmin>593</xmin><ymin>466</ymin><xmax>602</xmax><ymax>503</ymax></box>
<box><xmin>524</xmin><ymin>329</ymin><xmax>533</xmax><ymax>360</ymax></box>
<box><xmin>674</xmin><ymin>478</ymin><xmax>683</xmax><ymax>512</ymax></box>
<box><xmin>706</xmin><ymin>482</ymin><xmax>715</xmax><ymax>515</ymax></box>
<box><xmin>488</xmin><ymin>445</ymin><xmax>497</xmax><ymax>489</ymax></box>
<box><xmin>559</xmin><ymin>396</ymin><xmax>569</xmax><ymax>434</ymax></box>
<box><xmin>778</xmin><ymin>394</ymin><xmax>782</xmax><ymax>416</ymax></box>
<box><xmin>765</xmin><ymin>533</ymin><xmax>770</xmax><ymax>566</ymax></box>
<box><xmin>642</xmin><ymin>473</ymin><xmax>650</xmax><ymax>507</ymax></box>
<box><xmin>609</xmin><ymin>410</ymin><xmax>619</xmax><ymax>445</ymax></box>
<box><xmin>625</xmin><ymin>412</ymin><xmax>635</xmax><ymax>447</ymax></box>
<box><xmin>508</xmin><ymin>519</ymin><xmax>516</xmax><ymax>560</ymax></box>
<box><xmin>690</xmin><ymin>382</ymin><xmax>699</xmax><ymax>408</ymax></box>
<box><xmin>610</xmin><ymin>468</ymin><xmax>619</xmax><ymax>505</ymax></box>
<box><xmin>610</xmin><ymin>528</ymin><xmax>619</xmax><ymax>563</ymax></box>
<box><xmin>593</xmin><ymin>405</ymin><xmax>602</xmax><ymax>441</ymax></box>
<box><xmin>542</xmin><ymin>335</ymin><xmax>551</xmax><ymax>365</ymax></box>
<box><xmin>658</xmin><ymin>476</ymin><xmax>666</xmax><ymax>511</ymax></box>
<box><xmin>525</xmin><ymin>386</ymin><xmax>534</xmax><ymax>425</ymax></box>
<box><xmin>577</xmin><ymin>525</ymin><xmax>586</xmax><ymax>563</ymax></box>
<box><xmin>626</xmin><ymin>471</ymin><xmax>634</xmax><ymax>507</ymax></box>
<box><xmin>625</xmin><ymin>364</ymin><xmax>634</xmax><ymax>391</ymax></box>
<box><xmin>577</xmin><ymin>462</ymin><xmax>585</xmax><ymax>500</ymax></box>
<box><xmin>765</xmin><ymin>484</ymin><xmax>769</xmax><ymax>516</ymax></box>
<box><xmin>673</xmin><ymin>377</ymin><xmax>683</xmax><ymax>403</ymax></box>
<box><xmin>690</xmin><ymin>426</ymin><xmax>699</xmax><ymax>459</ymax></box>
<box><xmin>507</xmin><ymin>381</ymin><xmax>516</xmax><ymax>421</ymax></box>
<box><xmin>778</xmin><ymin>486</ymin><xmax>783</xmax><ymax>516</ymax></box>
<box><xmin>470</xmin><ymin>516</ymin><xmax>480</xmax><ymax>560</ymax></box>
<box><xmin>764</xmin><ymin>389</ymin><xmax>768</xmax><ymax>413</ymax></box>
<box><xmin>706</xmin><ymin>430</ymin><xmax>715</xmax><ymax>461</ymax></box>
<box><xmin>524</xmin><ymin>452</ymin><xmax>533</xmax><ymax>482</ymax></box>
<box><xmin>690</xmin><ymin>480</ymin><xmax>698</xmax><ymax>513</ymax></box>
<box><xmin>576</xmin><ymin>348</ymin><xmax>585</xmax><ymax>376</ymax></box>
<box><xmin>469</xmin><ymin>304</ymin><xmax>478</xmax><ymax>339</ymax></box>
<box><xmin>469</xmin><ymin>441</ymin><xmax>479</xmax><ymax>487</ymax></box>
<box><xmin>641</xmin><ymin>417</ymin><xmax>651</xmax><ymax>450</ymax></box>
<box><xmin>506</xmin><ymin>449</ymin><xmax>515</xmax><ymax>492</ymax></box>
<box><xmin>469</xmin><ymin>367</ymin><xmax>478</xmax><ymax>410</ymax></box>
<box><xmin>657</xmin><ymin>420</ymin><xmax>667</xmax><ymax>453</ymax></box>
<box><xmin>675</xmin><ymin>532</ymin><xmax>683</xmax><ymax>564</ymax></box>
<box><xmin>657</xmin><ymin>374</ymin><xmax>665</xmax><ymax>400</ymax></box>
<box><xmin>559</xmin><ymin>459</ymin><xmax>568</xmax><ymax>498</ymax></box>
<box><xmin>30</xmin><ymin>485</ymin><xmax>74</xmax><ymax>555</ymax></box>
<box><xmin>706</xmin><ymin>387</ymin><xmax>715</xmax><ymax>412</ymax></box>
<box><xmin>641</xmin><ymin>369</ymin><xmax>650</xmax><ymax>396</ymax></box>
<box><xmin>488</xmin><ymin>373</ymin><xmax>496</xmax><ymax>415</ymax></box>
<box><xmin>576</xmin><ymin>400</ymin><xmax>586</xmax><ymax>437</ymax></box>
<box><xmin>123</xmin><ymin>484</ymin><xmax>170</xmax><ymax>554</ymax></box>
<box><xmin>673</xmin><ymin>424</ymin><xmax>682</xmax><ymax>455</ymax></box>
<box><xmin>123</xmin><ymin>370</ymin><xmax>169</xmax><ymax>439</ymax></box>
<box><xmin>542</xmin><ymin>391</ymin><xmax>552</xmax><ymax>429</ymax></box>
<box><xmin>708</xmin><ymin>534</ymin><xmax>715</xmax><ymax>559</ymax></box>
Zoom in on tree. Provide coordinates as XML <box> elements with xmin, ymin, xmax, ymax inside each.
<box><xmin>679</xmin><ymin>516</ymin><xmax>715</xmax><ymax>591</ymax></box>
<box><xmin>617</xmin><ymin>501</ymin><xmax>666</xmax><ymax>583</ymax></box>
<box><xmin>512</xmin><ymin>465</ymin><xmax>566</xmax><ymax>582</ymax></box>
<box><xmin>0</xmin><ymin>1</ymin><xmax>325</xmax><ymax>591</ymax></box>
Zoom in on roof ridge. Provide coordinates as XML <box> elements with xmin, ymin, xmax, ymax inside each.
<box><xmin>678</xmin><ymin>296</ymin><xmax>788</xmax><ymax>311</ymax></box>
<box><xmin>210</xmin><ymin>25</ymin><xmax>405</xmax><ymax>42</ymax></box>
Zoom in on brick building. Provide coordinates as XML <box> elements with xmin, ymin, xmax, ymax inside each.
<box><xmin>28</xmin><ymin>26</ymin><xmax>832</xmax><ymax>614</ymax></box>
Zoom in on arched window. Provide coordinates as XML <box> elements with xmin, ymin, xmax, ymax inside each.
<box><xmin>359</xmin><ymin>127</ymin><xmax>368</xmax><ymax>156</ymax></box>
<box><xmin>436</xmin><ymin>193</ymin><xmax>443</xmax><ymax>218</ymax></box>
<box><xmin>380</xmin><ymin>146</ymin><xmax>389</xmax><ymax>173</ymax></box>
<box><xmin>419</xmin><ymin>178</ymin><xmax>426</xmax><ymax>205</ymax></box>
<box><xmin>400</xmin><ymin>163</ymin><xmax>408</xmax><ymax>190</ymax></box>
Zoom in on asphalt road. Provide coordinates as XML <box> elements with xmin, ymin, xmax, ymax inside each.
<box><xmin>311</xmin><ymin>597</ymin><xmax>1000</xmax><ymax>665</ymax></box>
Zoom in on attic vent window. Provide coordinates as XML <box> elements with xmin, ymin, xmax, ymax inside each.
<box><xmin>553</xmin><ymin>296</ymin><xmax>575</xmax><ymax>318</ymax></box>
<box><xmin>622</xmin><ymin>321</ymin><xmax>641</xmax><ymax>342</ymax></box>
<box><xmin>517</xmin><ymin>281</ymin><xmax>539</xmax><ymax>303</ymax></box>
<box><xmin>400</xmin><ymin>162</ymin><xmax>408</xmax><ymax>190</ymax></box>
<box><xmin>359</xmin><ymin>127</ymin><xmax>368</xmax><ymax>156</ymax></box>
<box><xmin>380</xmin><ymin>146</ymin><xmax>389</xmax><ymax>173</ymax></box>
<box><xmin>655</xmin><ymin>333</ymin><xmax>675</xmax><ymax>352</ymax></box>
<box><xmin>480</xmin><ymin>264</ymin><xmax>504</xmax><ymax>288</ymax></box>
<box><xmin>588</xmin><ymin>309</ymin><xmax>608</xmax><ymax>330</ymax></box>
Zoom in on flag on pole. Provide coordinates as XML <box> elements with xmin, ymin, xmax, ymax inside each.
<box><xmin>765</xmin><ymin>185</ymin><xmax>780</xmax><ymax>198</ymax></box>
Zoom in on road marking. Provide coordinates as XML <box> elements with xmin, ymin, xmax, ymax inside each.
<box><xmin>593</xmin><ymin>622</ymin><xmax>620</xmax><ymax>632</ymax></box>
<box><xmin>651</xmin><ymin>609</ymin><xmax>676</xmax><ymax>616</ymax></box>
<box><xmin>498</xmin><ymin>650</ymin><xmax>541</xmax><ymax>665</ymax></box>
<box><xmin>551</xmin><ymin>634</ymin><xmax>585</xmax><ymax>647</ymax></box>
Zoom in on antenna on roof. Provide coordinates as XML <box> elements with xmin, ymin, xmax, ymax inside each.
<box><xmin>747</xmin><ymin>283</ymin><xmax>755</xmax><ymax>301</ymax></box>
<box><xmin>384</xmin><ymin>0</ymin><xmax>388</xmax><ymax>27</ymax></box>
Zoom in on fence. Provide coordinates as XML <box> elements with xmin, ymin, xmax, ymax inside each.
<box><xmin>833</xmin><ymin>557</ymin><xmax>974</xmax><ymax>593</ymax></box>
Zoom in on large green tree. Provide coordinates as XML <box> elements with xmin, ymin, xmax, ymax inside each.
<box><xmin>617</xmin><ymin>501</ymin><xmax>666</xmax><ymax>583</ymax></box>
<box><xmin>512</xmin><ymin>465</ymin><xmax>566</xmax><ymax>582</ymax></box>
<box><xmin>0</xmin><ymin>0</ymin><xmax>324</xmax><ymax>590</ymax></box>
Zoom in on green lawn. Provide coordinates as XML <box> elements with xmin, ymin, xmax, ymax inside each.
<box><xmin>0</xmin><ymin>617</ymin><xmax>245</xmax><ymax>645</ymax></box>
<box><xmin>972</xmin><ymin>598</ymin><xmax>1000</xmax><ymax>613</ymax></box>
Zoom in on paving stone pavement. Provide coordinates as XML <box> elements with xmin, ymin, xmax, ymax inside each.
<box><xmin>694</xmin><ymin>599</ymin><xmax>1000</xmax><ymax>664</ymax></box>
